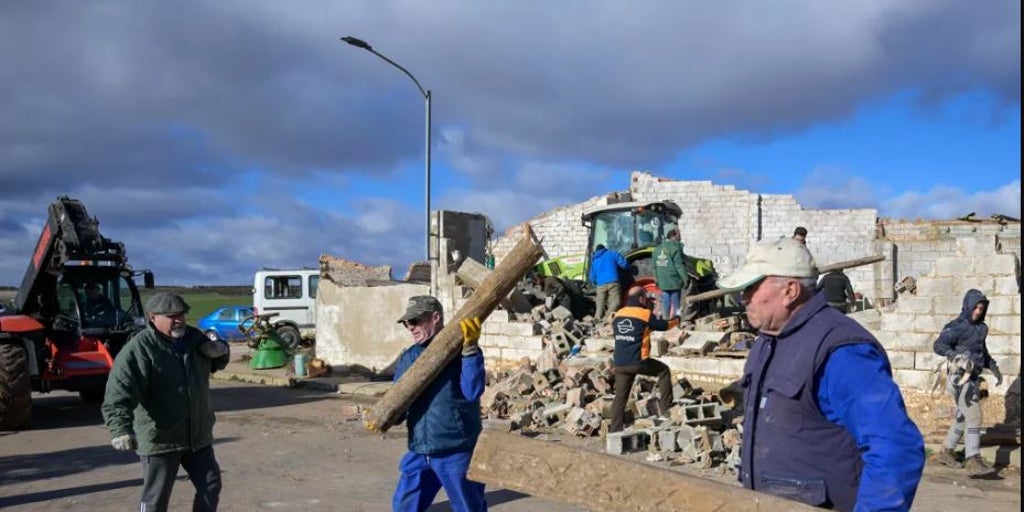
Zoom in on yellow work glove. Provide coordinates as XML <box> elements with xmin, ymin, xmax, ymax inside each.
<box><xmin>460</xmin><ymin>317</ymin><xmax>482</xmax><ymax>356</ymax></box>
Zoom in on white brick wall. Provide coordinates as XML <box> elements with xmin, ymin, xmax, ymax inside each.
<box><xmin>484</xmin><ymin>171</ymin><xmax>1021</xmax><ymax>398</ymax></box>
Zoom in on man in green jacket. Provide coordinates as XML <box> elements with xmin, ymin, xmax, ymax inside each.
<box><xmin>652</xmin><ymin>229</ymin><xmax>689</xmax><ymax>321</ymax></box>
<box><xmin>102</xmin><ymin>293</ymin><xmax>230</xmax><ymax>512</ymax></box>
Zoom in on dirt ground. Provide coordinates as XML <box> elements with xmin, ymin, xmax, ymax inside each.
<box><xmin>1</xmin><ymin>382</ymin><xmax>1019</xmax><ymax>512</ymax></box>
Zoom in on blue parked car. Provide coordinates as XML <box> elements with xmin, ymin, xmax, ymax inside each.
<box><xmin>197</xmin><ymin>306</ymin><xmax>254</xmax><ymax>342</ymax></box>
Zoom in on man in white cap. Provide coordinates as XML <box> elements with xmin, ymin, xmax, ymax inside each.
<box><xmin>718</xmin><ymin>237</ymin><xmax>923</xmax><ymax>512</ymax></box>
<box><xmin>102</xmin><ymin>293</ymin><xmax>230</xmax><ymax>512</ymax></box>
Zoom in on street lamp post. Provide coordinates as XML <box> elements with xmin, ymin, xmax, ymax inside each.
<box><xmin>341</xmin><ymin>36</ymin><xmax>431</xmax><ymax>263</ymax></box>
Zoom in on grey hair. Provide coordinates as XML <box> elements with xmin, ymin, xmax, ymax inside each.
<box><xmin>767</xmin><ymin>276</ymin><xmax>818</xmax><ymax>295</ymax></box>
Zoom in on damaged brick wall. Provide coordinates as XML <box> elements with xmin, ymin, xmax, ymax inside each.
<box><xmin>319</xmin><ymin>254</ymin><xmax>392</xmax><ymax>286</ymax></box>
<box><xmin>491</xmin><ymin>170</ymin><xmax>883</xmax><ymax>301</ymax></box>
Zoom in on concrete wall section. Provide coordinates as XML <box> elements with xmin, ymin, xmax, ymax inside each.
<box><xmin>871</xmin><ymin>237</ymin><xmax>1021</xmax><ymax>398</ymax></box>
<box><xmin>315</xmin><ymin>282</ymin><xmax>428</xmax><ymax>374</ymax></box>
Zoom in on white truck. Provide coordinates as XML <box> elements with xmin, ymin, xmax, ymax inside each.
<box><xmin>252</xmin><ymin>268</ymin><xmax>319</xmax><ymax>348</ymax></box>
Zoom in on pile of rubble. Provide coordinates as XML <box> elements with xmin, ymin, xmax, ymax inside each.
<box><xmin>526</xmin><ymin>303</ymin><xmax>599</xmax><ymax>357</ymax></box>
<box><xmin>519</xmin><ymin>301</ymin><xmax>756</xmax><ymax>361</ymax></box>
<box><xmin>481</xmin><ymin>352</ymin><xmax>744</xmax><ymax>472</ymax></box>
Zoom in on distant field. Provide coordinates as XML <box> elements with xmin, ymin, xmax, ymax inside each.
<box><xmin>139</xmin><ymin>290</ymin><xmax>251</xmax><ymax>326</ymax></box>
<box><xmin>1</xmin><ymin>287</ymin><xmax>251</xmax><ymax>327</ymax></box>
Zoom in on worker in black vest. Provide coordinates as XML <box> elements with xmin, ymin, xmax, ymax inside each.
<box><xmin>718</xmin><ymin>237</ymin><xmax>924</xmax><ymax>511</ymax></box>
<box><xmin>818</xmin><ymin>269</ymin><xmax>856</xmax><ymax>313</ymax></box>
<box><xmin>608</xmin><ymin>287</ymin><xmax>679</xmax><ymax>433</ymax></box>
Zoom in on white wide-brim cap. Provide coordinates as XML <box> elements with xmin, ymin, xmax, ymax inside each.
<box><xmin>717</xmin><ymin>236</ymin><xmax>819</xmax><ymax>291</ymax></box>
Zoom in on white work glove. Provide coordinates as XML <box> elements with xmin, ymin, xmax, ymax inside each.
<box><xmin>199</xmin><ymin>340</ymin><xmax>230</xmax><ymax>359</ymax></box>
<box><xmin>111</xmin><ymin>434</ymin><xmax>137</xmax><ymax>451</ymax></box>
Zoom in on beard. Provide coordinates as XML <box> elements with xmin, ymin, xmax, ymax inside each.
<box><xmin>170</xmin><ymin>326</ymin><xmax>186</xmax><ymax>338</ymax></box>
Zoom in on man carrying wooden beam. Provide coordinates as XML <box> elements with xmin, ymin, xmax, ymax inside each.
<box><xmin>717</xmin><ymin>236</ymin><xmax>925</xmax><ymax>511</ymax></box>
<box><xmin>390</xmin><ymin>295</ymin><xmax>488</xmax><ymax>511</ymax></box>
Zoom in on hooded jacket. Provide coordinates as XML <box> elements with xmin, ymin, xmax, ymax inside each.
<box><xmin>102</xmin><ymin>325</ymin><xmax>229</xmax><ymax>456</ymax></box>
<box><xmin>933</xmin><ymin>289</ymin><xmax>993</xmax><ymax>370</ymax></box>
<box><xmin>589</xmin><ymin>247</ymin><xmax>629</xmax><ymax>286</ymax></box>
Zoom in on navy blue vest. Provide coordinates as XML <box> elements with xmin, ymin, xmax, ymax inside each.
<box><xmin>739</xmin><ymin>292</ymin><xmax>887</xmax><ymax>511</ymax></box>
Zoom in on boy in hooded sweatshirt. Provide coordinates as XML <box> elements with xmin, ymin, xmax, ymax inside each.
<box><xmin>933</xmin><ymin>289</ymin><xmax>1003</xmax><ymax>477</ymax></box>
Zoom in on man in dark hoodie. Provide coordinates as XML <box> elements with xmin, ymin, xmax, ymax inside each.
<box><xmin>933</xmin><ymin>289</ymin><xmax>1003</xmax><ymax>477</ymax></box>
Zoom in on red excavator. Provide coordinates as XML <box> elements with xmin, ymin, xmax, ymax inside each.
<box><xmin>0</xmin><ymin>196</ymin><xmax>153</xmax><ymax>430</ymax></box>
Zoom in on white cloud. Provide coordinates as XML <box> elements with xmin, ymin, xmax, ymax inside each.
<box><xmin>882</xmin><ymin>180</ymin><xmax>1021</xmax><ymax>219</ymax></box>
<box><xmin>795</xmin><ymin>167</ymin><xmax>887</xmax><ymax>210</ymax></box>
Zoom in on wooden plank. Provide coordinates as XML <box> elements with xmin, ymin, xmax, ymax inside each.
<box><xmin>468</xmin><ymin>430</ymin><xmax>816</xmax><ymax>512</ymax></box>
<box><xmin>686</xmin><ymin>254</ymin><xmax>886</xmax><ymax>304</ymax></box>
<box><xmin>818</xmin><ymin>254</ymin><xmax>886</xmax><ymax>273</ymax></box>
<box><xmin>456</xmin><ymin>257</ymin><xmax>533</xmax><ymax>313</ymax></box>
<box><xmin>363</xmin><ymin>225</ymin><xmax>543</xmax><ymax>433</ymax></box>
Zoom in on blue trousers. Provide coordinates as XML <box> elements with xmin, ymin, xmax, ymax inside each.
<box><xmin>392</xmin><ymin>450</ymin><xmax>487</xmax><ymax>512</ymax></box>
<box><xmin>659</xmin><ymin>289</ymin><xmax>681</xmax><ymax>320</ymax></box>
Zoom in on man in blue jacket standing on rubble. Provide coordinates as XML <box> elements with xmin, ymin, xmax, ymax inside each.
<box><xmin>391</xmin><ymin>295</ymin><xmax>487</xmax><ymax>512</ymax></box>
<box><xmin>589</xmin><ymin>244</ymin><xmax>630</xmax><ymax>322</ymax></box>
<box><xmin>718</xmin><ymin>237</ymin><xmax>924</xmax><ymax>511</ymax></box>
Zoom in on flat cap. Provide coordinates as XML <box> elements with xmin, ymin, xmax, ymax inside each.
<box><xmin>145</xmin><ymin>293</ymin><xmax>191</xmax><ymax>315</ymax></box>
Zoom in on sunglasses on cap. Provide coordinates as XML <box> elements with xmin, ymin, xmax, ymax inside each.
<box><xmin>402</xmin><ymin>312</ymin><xmax>434</xmax><ymax>327</ymax></box>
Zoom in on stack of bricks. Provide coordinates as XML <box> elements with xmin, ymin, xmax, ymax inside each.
<box><xmin>870</xmin><ymin>236</ymin><xmax>1021</xmax><ymax>397</ymax></box>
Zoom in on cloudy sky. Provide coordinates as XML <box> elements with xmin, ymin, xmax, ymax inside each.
<box><xmin>0</xmin><ymin>1</ymin><xmax>1019</xmax><ymax>286</ymax></box>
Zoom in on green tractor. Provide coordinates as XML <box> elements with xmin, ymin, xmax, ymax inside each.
<box><xmin>579</xmin><ymin>199</ymin><xmax>718</xmax><ymax>318</ymax></box>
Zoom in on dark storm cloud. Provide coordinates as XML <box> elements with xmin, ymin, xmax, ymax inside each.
<box><xmin>123</xmin><ymin>195</ymin><xmax>423</xmax><ymax>286</ymax></box>
<box><xmin>0</xmin><ymin>0</ymin><xmax>421</xmax><ymax>193</ymax></box>
<box><xmin>4</xmin><ymin>1</ymin><xmax>1017</xmax><ymax>189</ymax></box>
<box><xmin>0</xmin><ymin>1</ymin><xmax>1018</xmax><ymax>286</ymax></box>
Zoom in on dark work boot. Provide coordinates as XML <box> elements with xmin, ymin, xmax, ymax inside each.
<box><xmin>964</xmin><ymin>455</ymin><xmax>996</xmax><ymax>477</ymax></box>
<box><xmin>935</xmin><ymin>448</ymin><xmax>962</xmax><ymax>468</ymax></box>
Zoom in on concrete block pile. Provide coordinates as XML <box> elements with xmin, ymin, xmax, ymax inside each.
<box><xmin>481</xmin><ymin>355</ymin><xmax>744</xmax><ymax>473</ymax></box>
<box><xmin>528</xmin><ymin>303</ymin><xmax>594</xmax><ymax>357</ymax></box>
<box><xmin>652</xmin><ymin>314</ymin><xmax>755</xmax><ymax>358</ymax></box>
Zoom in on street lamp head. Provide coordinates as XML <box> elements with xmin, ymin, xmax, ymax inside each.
<box><xmin>340</xmin><ymin>36</ymin><xmax>372</xmax><ymax>50</ymax></box>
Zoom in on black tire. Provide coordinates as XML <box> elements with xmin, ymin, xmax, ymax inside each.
<box><xmin>0</xmin><ymin>341</ymin><xmax>33</xmax><ymax>431</ymax></box>
<box><xmin>275</xmin><ymin>325</ymin><xmax>301</xmax><ymax>352</ymax></box>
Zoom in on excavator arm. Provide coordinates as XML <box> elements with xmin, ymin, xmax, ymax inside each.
<box><xmin>13</xmin><ymin>196</ymin><xmax>128</xmax><ymax>317</ymax></box>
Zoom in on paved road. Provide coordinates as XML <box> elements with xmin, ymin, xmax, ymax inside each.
<box><xmin>0</xmin><ymin>382</ymin><xmax>583</xmax><ymax>511</ymax></box>
<box><xmin>1</xmin><ymin>381</ymin><xmax>1019</xmax><ymax>511</ymax></box>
